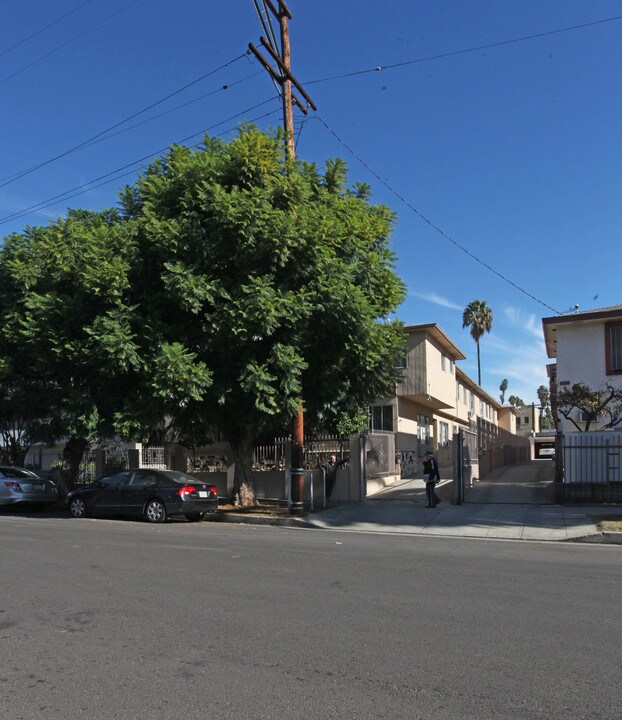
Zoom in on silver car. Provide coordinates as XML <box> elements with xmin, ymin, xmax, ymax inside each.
<box><xmin>0</xmin><ymin>466</ymin><xmax>59</xmax><ymax>508</ymax></box>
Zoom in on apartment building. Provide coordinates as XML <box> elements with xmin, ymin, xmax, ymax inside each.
<box><xmin>370</xmin><ymin>323</ymin><xmax>503</xmax><ymax>474</ymax></box>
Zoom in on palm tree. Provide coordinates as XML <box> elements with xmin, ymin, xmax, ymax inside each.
<box><xmin>499</xmin><ymin>378</ymin><xmax>508</xmax><ymax>404</ymax></box>
<box><xmin>537</xmin><ymin>384</ymin><xmax>550</xmax><ymax>419</ymax></box>
<box><xmin>462</xmin><ymin>299</ymin><xmax>493</xmax><ymax>386</ymax></box>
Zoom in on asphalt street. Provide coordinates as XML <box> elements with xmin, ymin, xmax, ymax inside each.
<box><xmin>1</xmin><ymin>513</ymin><xmax>621</xmax><ymax>720</ymax></box>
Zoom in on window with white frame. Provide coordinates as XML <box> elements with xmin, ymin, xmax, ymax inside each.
<box><xmin>417</xmin><ymin>414</ymin><xmax>430</xmax><ymax>442</ymax></box>
<box><xmin>441</xmin><ymin>354</ymin><xmax>446</xmax><ymax>372</ymax></box>
<box><xmin>439</xmin><ymin>421</ymin><xmax>449</xmax><ymax>446</ymax></box>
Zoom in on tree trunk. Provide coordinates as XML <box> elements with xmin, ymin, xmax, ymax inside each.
<box><xmin>477</xmin><ymin>340</ymin><xmax>482</xmax><ymax>387</ymax></box>
<box><xmin>59</xmin><ymin>436</ymin><xmax>89</xmax><ymax>498</ymax></box>
<box><xmin>227</xmin><ymin>426</ymin><xmax>257</xmax><ymax>508</ymax></box>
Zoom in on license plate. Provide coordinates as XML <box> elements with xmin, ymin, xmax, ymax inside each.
<box><xmin>34</xmin><ymin>484</ymin><xmax>44</xmax><ymax>491</ymax></box>
<box><xmin>198</xmin><ymin>491</ymin><xmax>208</xmax><ymax>498</ymax></box>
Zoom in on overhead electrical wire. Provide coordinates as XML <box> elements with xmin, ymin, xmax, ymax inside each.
<box><xmin>316</xmin><ymin>115</ymin><xmax>561</xmax><ymax>316</ymax></box>
<box><xmin>261</xmin><ymin>0</ymin><xmax>281</xmax><ymax>57</ymax></box>
<box><xmin>252</xmin><ymin>0</ymin><xmax>281</xmax><ymax>96</ymax></box>
<box><xmin>0</xmin><ymin>0</ymin><xmax>143</xmax><ymax>86</ymax></box>
<box><xmin>0</xmin><ymin>52</ymin><xmax>252</xmax><ymax>188</ymax></box>
<box><xmin>0</xmin><ymin>97</ymin><xmax>281</xmax><ymax>228</ymax></box>
<box><xmin>76</xmin><ymin>69</ymin><xmax>263</xmax><ymax>150</ymax></box>
<box><xmin>306</xmin><ymin>14</ymin><xmax>622</xmax><ymax>85</ymax></box>
<box><xmin>0</xmin><ymin>0</ymin><xmax>96</xmax><ymax>58</ymax></box>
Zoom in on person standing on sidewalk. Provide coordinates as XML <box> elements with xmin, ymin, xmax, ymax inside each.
<box><xmin>423</xmin><ymin>451</ymin><xmax>441</xmax><ymax>508</ymax></box>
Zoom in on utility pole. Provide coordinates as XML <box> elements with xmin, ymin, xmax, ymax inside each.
<box><xmin>249</xmin><ymin>0</ymin><xmax>316</xmax><ymax>511</ymax></box>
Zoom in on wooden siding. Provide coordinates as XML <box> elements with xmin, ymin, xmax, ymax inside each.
<box><xmin>397</xmin><ymin>331</ymin><xmax>427</xmax><ymax>396</ymax></box>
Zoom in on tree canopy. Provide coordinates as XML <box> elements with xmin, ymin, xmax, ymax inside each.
<box><xmin>0</xmin><ymin>127</ymin><xmax>406</xmax><ymax>500</ymax></box>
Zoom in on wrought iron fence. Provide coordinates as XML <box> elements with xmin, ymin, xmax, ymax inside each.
<box><xmin>140</xmin><ymin>445</ymin><xmax>167</xmax><ymax>469</ymax></box>
<box><xmin>304</xmin><ymin>434</ymin><xmax>349</xmax><ymax>469</ymax></box>
<box><xmin>556</xmin><ymin>431</ymin><xmax>622</xmax><ymax>502</ymax></box>
<box><xmin>186</xmin><ymin>448</ymin><xmax>228</xmax><ymax>473</ymax></box>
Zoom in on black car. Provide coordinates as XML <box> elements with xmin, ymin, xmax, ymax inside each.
<box><xmin>67</xmin><ymin>469</ymin><xmax>218</xmax><ymax>523</ymax></box>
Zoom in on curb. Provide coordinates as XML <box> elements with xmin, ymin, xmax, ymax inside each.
<box><xmin>569</xmin><ymin>532</ymin><xmax>622</xmax><ymax>545</ymax></box>
<box><xmin>203</xmin><ymin>512</ymin><xmax>315</xmax><ymax>529</ymax></box>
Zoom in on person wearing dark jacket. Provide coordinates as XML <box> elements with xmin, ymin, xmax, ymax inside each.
<box><xmin>422</xmin><ymin>451</ymin><xmax>441</xmax><ymax>508</ymax></box>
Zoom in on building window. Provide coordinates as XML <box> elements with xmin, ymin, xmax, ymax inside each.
<box><xmin>371</xmin><ymin>405</ymin><xmax>393</xmax><ymax>432</ymax></box>
<box><xmin>470</xmin><ymin>393</ymin><xmax>475</xmax><ymax>413</ymax></box>
<box><xmin>524</xmin><ymin>416</ymin><xmax>530</xmax><ymax>424</ymax></box>
<box><xmin>480</xmin><ymin>400</ymin><xmax>484</xmax><ymax>417</ymax></box>
<box><xmin>417</xmin><ymin>414</ymin><xmax>430</xmax><ymax>442</ymax></box>
<box><xmin>450</xmin><ymin>359</ymin><xmax>454</xmax><ymax>374</ymax></box>
<box><xmin>441</xmin><ymin>354</ymin><xmax>446</xmax><ymax>372</ymax></box>
<box><xmin>439</xmin><ymin>422</ymin><xmax>449</xmax><ymax>446</ymax></box>
<box><xmin>606</xmin><ymin>321</ymin><xmax>622</xmax><ymax>374</ymax></box>
<box><xmin>394</xmin><ymin>354</ymin><xmax>407</xmax><ymax>369</ymax></box>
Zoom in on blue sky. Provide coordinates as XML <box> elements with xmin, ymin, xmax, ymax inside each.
<box><xmin>2</xmin><ymin>1</ymin><xmax>622</xmax><ymax>406</ymax></box>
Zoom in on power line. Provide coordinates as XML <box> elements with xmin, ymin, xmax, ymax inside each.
<box><xmin>316</xmin><ymin>115</ymin><xmax>561</xmax><ymax>316</ymax></box>
<box><xmin>252</xmin><ymin>1</ymin><xmax>282</xmax><ymax>96</ymax></box>
<box><xmin>306</xmin><ymin>14</ymin><xmax>622</xmax><ymax>85</ymax></box>
<box><xmin>0</xmin><ymin>97</ymin><xmax>281</xmax><ymax>227</ymax></box>
<box><xmin>0</xmin><ymin>52</ymin><xmax>251</xmax><ymax>188</ymax></box>
<box><xmin>75</xmin><ymin>69</ymin><xmax>263</xmax><ymax>150</ymax></box>
<box><xmin>0</xmin><ymin>0</ymin><xmax>96</xmax><ymax>58</ymax></box>
<box><xmin>2</xmin><ymin>107</ymin><xmax>283</xmax><ymax>227</ymax></box>
<box><xmin>0</xmin><ymin>0</ymin><xmax>143</xmax><ymax>86</ymax></box>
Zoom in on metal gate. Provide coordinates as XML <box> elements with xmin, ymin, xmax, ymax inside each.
<box><xmin>453</xmin><ymin>428</ymin><xmax>478</xmax><ymax>504</ymax></box>
<box><xmin>556</xmin><ymin>431</ymin><xmax>622</xmax><ymax>502</ymax></box>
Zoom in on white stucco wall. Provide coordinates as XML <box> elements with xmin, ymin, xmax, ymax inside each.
<box><xmin>557</xmin><ymin>321</ymin><xmax>622</xmax><ymax>391</ymax></box>
<box><xmin>556</xmin><ymin>319</ymin><xmax>622</xmax><ymax>431</ymax></box>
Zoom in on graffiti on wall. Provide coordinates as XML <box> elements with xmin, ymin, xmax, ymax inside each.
<box><xmin>400</xmin><ymin>451</ymin><xmax>419</xmax><ymax>478</ymax></box>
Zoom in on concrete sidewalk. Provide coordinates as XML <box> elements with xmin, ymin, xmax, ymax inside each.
<box><xmin>303</xmin><ymin>472</ymin><xmax>622</xmax><ymax>542</ymax></box>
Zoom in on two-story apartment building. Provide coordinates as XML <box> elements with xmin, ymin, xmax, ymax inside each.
<box><xmin>542</xmin><ymin>304</ymin><xmax>622</xmax><ymax>431</ymax></box>
<box><xmin>370</xmin><ymin>323</ymin><xmax>503</xmax><ymax>474</ymax></box>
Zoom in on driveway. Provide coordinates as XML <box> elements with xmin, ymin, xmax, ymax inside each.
<box><xmin>466</xmin><ymin>459</ymin><xmax>556</xmax><ymax>504</ymax></box>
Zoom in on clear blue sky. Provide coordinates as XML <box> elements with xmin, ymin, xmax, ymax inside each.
<box><xmin>2</xmin><ymin>1</ymin><xmax>621</xmax><ymax>405</ymax></box>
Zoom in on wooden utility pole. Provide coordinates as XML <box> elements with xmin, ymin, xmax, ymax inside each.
<box><xmin>249</xmin><ymin>0</ymin><xmax>316</xmax><ymax>511</ymax></box>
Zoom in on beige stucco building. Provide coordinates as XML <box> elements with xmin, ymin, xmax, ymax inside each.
<box><xmin>370</xmin><ymin>323</ymin><xmax>503</xmax><ymax>474</ymax></box>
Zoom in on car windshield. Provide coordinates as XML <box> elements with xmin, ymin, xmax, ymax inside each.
<box><xmin>158</xmin><ymin>470</ymin><xmax>200</xmax><ymax>485</ymax></box>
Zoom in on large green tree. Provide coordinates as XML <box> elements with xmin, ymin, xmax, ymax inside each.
<box><xmin>0</xmin><ymin>128</ymin><xmax>406</xmax><ymax>505</ymax></box>
<box><xmin>462</xmin><ymin>299</ymin><xmax>493</xmax><ymax>386</ymax></box>
<box><xmin>123</xmin><ymin>128</ymin><xmax>406</xmax><ymax>503</ymax></box>
<box><xmin>0</xmin><ymin>209</ymin><xmax>211</xmax><ymax>493</ymax></box>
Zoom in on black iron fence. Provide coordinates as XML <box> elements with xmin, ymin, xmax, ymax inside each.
<box><xmin>555</xmin><ymin>431</ymin><xmax>622</xmax><ymax>503</ymax></box>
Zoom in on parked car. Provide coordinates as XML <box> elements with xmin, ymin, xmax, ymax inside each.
<box><xmin>0</xmin><ymin>466</ymin><xmax>59</xmax><ymax>508</ymax></box>
<box><xmin>66</xmin><ymin>468</ymin><xmax>218</xmax><ymax>523</ymax></box>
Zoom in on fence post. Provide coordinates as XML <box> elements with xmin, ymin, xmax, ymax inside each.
<box><xmin>127</xmin><ymin>449</ymin><xmax>140</xmax><ymax>469</ymax></box>
<box><xmin>95</xmin><ymin>450</ymin><xmax>106</xmax><ymax>478</ymax></box>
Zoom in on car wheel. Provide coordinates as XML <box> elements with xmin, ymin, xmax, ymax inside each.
<box><xmin>145</xmin><ymin>499</ymin><xmax>167</xmax><ymax>523</ymax></box>
<box><xmin>69</xmin><ymin>497</ymin><xmax>87</xmax><ymax>518</ymax></box>
<box><xmin>185</xmin><ymin>513</ymin><xmax>205</xmax><ymax>522</ymax></box>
